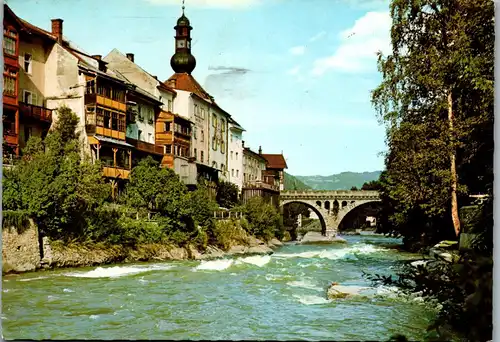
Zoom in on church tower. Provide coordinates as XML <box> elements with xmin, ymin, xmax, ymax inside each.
<box><xmin>170</xmin><ymin>1</ymin><xmax>196</xmax><ymax>74</ymax></box>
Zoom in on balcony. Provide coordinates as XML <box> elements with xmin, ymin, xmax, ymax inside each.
<box><xmin>19</xmin><ymin>102</ymin><xmax>52</xmax><ymax>123</ymax></box>
<box><xmin>103</xmin><ymin>166</ymin><xmax>130</xmax><ymax>179</ymax></box>
<box><xmin>85</xmin><ymin>93</ymin><xmax>126</xmax><ymax>112</ymax></box>
<box><xmin>126</xmin><ymin>138</ymin><xmax>164</xmax><ymax>155</ymax></box>
<box><xmin>243</xmin><ymin>180</ymin><xmax>279</xmax><ymax>192</ymax></box>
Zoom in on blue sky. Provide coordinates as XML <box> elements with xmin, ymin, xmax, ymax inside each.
<box><xmin>7</xmin><ymin>0</ymin><xmax>392</xmax><ymax>176</ymax></box>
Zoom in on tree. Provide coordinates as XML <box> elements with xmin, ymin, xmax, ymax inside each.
<box><xmin>350</xmin><ymin>186</ymin><xmax>358</xmax><ymax>191</ymax></box>
<box><xmin>216</xmin><ymin>180</ymin><xmax>239</xmax><ymax>209</ymax></box>
<box><xmin>239</xmin><ymin>197</ymin><xmax>282</xmax><ymax>241</ymax></box>
<box><xmin>2</xmin><ymin>106</ymin><xmax>110</xmax><ymax>240</ymax></box>
<box><xmin>372</xmin><ymin>0</ymin><xmax>494</xmax><ymax>244</ymax></box>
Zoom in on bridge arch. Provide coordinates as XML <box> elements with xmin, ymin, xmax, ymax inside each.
<box><xmin>335</xmin><ymin>200</ymin><xmax>383</xmax><ymax>231</ymax></box>
<box><xmin>281</xmin><ymin>200</ymin><xmax>328</xmax><ymax>236</ymax></box>
<box><xmin>280</xmin><ymin>190</ymin><xmax>381</xmax><ymax>238</ymax></box>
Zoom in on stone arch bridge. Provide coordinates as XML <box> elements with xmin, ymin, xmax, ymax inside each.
<box><xmin>280</xmin><ymin>190</ymin><xmax>381</xmax><ymax>238</ymax></box>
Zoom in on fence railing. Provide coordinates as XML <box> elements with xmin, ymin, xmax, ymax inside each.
<box><xmin>213</xmin><ymin>211</ymin><xmax>244</xmax><ymax>220</ymax></box>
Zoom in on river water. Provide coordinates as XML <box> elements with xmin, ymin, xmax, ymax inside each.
<box><xmin>2</xmin><ymin>235</ymin><xmax>439</xmax><ymax>340</ymax></box>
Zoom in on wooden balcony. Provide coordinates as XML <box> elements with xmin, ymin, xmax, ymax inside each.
<box><xmin>126</xmin><ymin>138</ymin><xmax>164</xmax><ymax>155</ymax></box>
<box><xmin>103</xmin><ymin>166</ymin><xmax>130</xmax><ymax>179</ymax></box>
<box><xmin>19</xmin><ymin>102</ymin><xmax>52</xmax><ymax>122</ymax></box>
<box><xmin>85</xmin><ymin>93</ymin><xmax>126</xmax><ymax>112</ymax></box>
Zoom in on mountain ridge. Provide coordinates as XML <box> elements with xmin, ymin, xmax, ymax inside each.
<box><xmin>286</xmin><ymin>171</ymin><xmax>382</xmax><ymax>191</ymax></box>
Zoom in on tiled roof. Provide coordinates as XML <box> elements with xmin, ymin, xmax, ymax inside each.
<box><xmin>166</xmin><ymin>73</ymin><xmax>212</xmax><ymax>102</ymax></box>
<box><xmin>4</xmin><ymin>5</ymin><xmax>56</xmax><ymax>41</ymax></box>
<box><xmin>261</xmin><ymin>154</ymin><xmax>288</xmax><ymax>169</ymax></box>
<box><xmin>166</xmin><ymin>73</ymin><xmax>233</xmax><ymax>118</ymax></box>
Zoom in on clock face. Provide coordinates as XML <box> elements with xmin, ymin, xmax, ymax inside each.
<box><xmin>177</xmin><ymin>40</ymin><xmax>186</xmax><ymax>48</ymax></box>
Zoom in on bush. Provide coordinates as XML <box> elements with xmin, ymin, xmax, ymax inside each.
<box><xmin>211</xmin><ymin>219</ymin><xmax>249</xmax><ymax>250</ymax></box>
<box><xmin>238</xmin><ymin>197</ymin><xmax>282</xmax><ymax>241</ymax></box>
<box><xmin>216</xmin><ymin>181</ymin><xmax>240</xmax><ymax>209</ymax></box>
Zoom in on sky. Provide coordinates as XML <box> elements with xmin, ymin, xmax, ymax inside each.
<box><xmin>7</xmin><ymin>0</ymin><xmax>392</xmax><ymax>176</ymax></box>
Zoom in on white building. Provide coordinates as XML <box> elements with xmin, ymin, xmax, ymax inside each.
<box><xmin>228</xmin><ymin>119</ymin><xmax>245</xmax><ymax>191</ymax></box>
<box><xmin>165</xmin><ymin>9</ymin><xmax>232</xmax><ymax>186</ymax></box>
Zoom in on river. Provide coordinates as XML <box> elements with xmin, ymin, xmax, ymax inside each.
<box><xmin>2</xmin><ymin>235</ymin><xmax>439</xmax><ymax>340</ymax></box>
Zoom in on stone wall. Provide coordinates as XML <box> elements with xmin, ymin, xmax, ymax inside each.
<box><xmin>2</xmin><ymin>219</ymin><xmax>40</xmax><ymax>273</ymax></box>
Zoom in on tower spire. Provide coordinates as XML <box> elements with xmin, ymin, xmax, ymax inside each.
<box><xmin>170</xmin><ymin>0</ymin><xmax>196</xmax><ymax>74</ymax></box>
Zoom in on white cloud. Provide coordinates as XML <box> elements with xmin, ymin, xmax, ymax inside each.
<box><xmin>289</xmin><ymin>45</ymin><xmax>306</xmax><ymax>56</ymax></box>
<box><xmin>145</xmin><ymin>0</ymin><xmax>261</xmax><ymax>8</ymax></box>
<box><xmin>312</xmin><ymin>11</ymin><xmax>391</xmax><ymax>75</ymax></box>
<box><xmin>309</xmin><ymin>31</ymin><xmax>327</xmax><ymax>42</ymax></box>
<box><xmin>287</xmin><ymin>66</ymin><xmax>301</xmax><ymax>76</ymax></box>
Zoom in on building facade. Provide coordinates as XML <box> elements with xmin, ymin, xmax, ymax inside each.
<box><xmin>3</xmin><ymin>5</ymin><xmax>55</xmax><ymax>160</ymax></box>
<box><xmin>228</xmin><ymin>119</ymin><xmax>245</xmax><ymax>191</ymax></box>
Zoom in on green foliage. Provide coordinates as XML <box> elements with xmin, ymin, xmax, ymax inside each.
<box><xmin>2</xmin><ymin>210</ymin><xmax>31</xmax><ymax>233</ymax></box>
<box><xmin>372</xmin><ymin>0</ymin><xmax>494</xmax><ymax>248</ymax></box>
<box><xmin>284</xmin><ymin>172</ymin><xmax>311</xmax><ymax>190</ymax></box>
<box><xmin>2</xmin><ymin>106</ymin><xmax>111</xmax><ymax>241</ymax></box>
<box><xmin>237</xmin><ymin>197</ymin><xmax>282</xmax><ymax>241</ymax></box>
<box><xmin>216</xmin><ymin>180</ymin><xmax>240</xmax><ymax>209</ymax></box>
<box><xmin>211</xmin><ymin>219</ymin><xmax>249</xmax><ymax>251</ymax></box>
<box><xmin>283</xmin><ymin>202</ymin><xmax>310</xmax><ymax>229</ymax></box>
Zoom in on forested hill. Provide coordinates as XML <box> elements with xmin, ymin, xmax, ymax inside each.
<box><xmin>283</xmin><ymin>172</ymin><xmax>311</xmax><ymax>190</ymax></box>
<box><xmin>289</xmin><ymin>171</ymin><xmax>382</xmax><ymax>190</ymax></box>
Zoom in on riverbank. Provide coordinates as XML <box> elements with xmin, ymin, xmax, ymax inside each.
<box><xmin>2</xmin><ymin>221</ymin><xmax>283</xmax><ymax>275</ymax></box>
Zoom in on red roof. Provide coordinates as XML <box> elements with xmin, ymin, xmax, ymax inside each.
<box><xmin>261</xmin><ymin>154</ymin><xmax>288</xmax><ymax>169</ymax></box>
<box><xmin>158</xmin><ymin>81</ymin><xmax>177</xmax><ymax>95</ymax></box>
<box><xmin>4</xmin><ymin>5</ymin><xmax>56</xmax><ymax>42</ymax></box>
<box><xmin>166</xmin><ymin>73</ymin><xmax>211</xmax><ymax>101</ymax></box>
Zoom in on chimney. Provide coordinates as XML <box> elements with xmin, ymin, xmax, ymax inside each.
<box><xmin>92</xmin><ymin>54</ymin><xmax>102</xmax><ymax>61</ymax></box>
<box><xmin>242</xmin><ymin>140</ymin><xmax>245</xmax><ymax>148</ymax></box>
<box><xmin>259</xmin><ymin>146</ymin><xmax>262</xmax><ymax>154</ymax></box>
<box><xmin>51</xmin><ymin>19</ymin><xmax>63</xmax><ymax>43</ymax></box>
<box><xmin>126</xmin><ymin>53</ymin><xmax>134</xmax><ymax>62</ymax></box>
<box><xmin>168</xmin><ymin>79</ymin><xmax>176</xmax><ymax>88</ymax></box>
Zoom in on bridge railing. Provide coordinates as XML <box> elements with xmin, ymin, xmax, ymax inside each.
<box><xmin>280</xmin><ymin>190</ymin><xmax>380</xmax><ymax>197</ymax></box>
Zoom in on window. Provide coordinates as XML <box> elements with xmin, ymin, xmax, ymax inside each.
<box><xmin>111</xmin><ymin>88</ymin><xmax>125</xmax><ymax>102</ymax></box>
<box><xmin>193</xmin><ymin>126</ymin><xmax>197</xmax><ymax>139</ymax></box>
<box><xmin>201</xmin><ymin>108</ymin><xmax>205</xmax><ymax>119</ymax></box>
<box><xmin>111</xmin><ymin>112</ymin><xmax>118</xmax><ymax>130</ymax></box>
<box><xmin>168</xmin><ymin>100</ymin><xmax>172</xmax><ymax>112</ymax></box>
<box><xmin>3</xmin><ymin>67</ymin><xmax>16</xmax><ymax>96</ymax></box>
<box><xmin>164</xmin><ymin>144</ymin><xmax>172</xmax><ymax>154</ymax></box>
<box><xmin>103</xmin><ymin>110</ymin><xmax>111</xmax><ymax>128</ymax></box>
<box><xmin>23</xmin><ymin>90</ymin><xmax>36</xmax><ymax>105</ymax></box>
<box><xmin>230</xmin><ymin>151</ymin><xmax>233</xmax><ymax>160</ymax></box>
<box><xmin>236</xmin><ymin>152</ymin><xmax>238</xmax><ymax>160</ymax></box>
<box><xmin>201</xmin><ymin>151</ymin><xmax>204</xmax><ymax>163</ymax></box>
<box><xmin>164</xmin><ymin>122</ymin><xmax>171</xmax><ymax>132</ymax></box>
<box><xmin>201</xmin><ymin>130</ymin><xmax>204</xmax><ymax>142</ymax></box>
<box><xmin>96</xmin><ymin>107</ymin><xmax>104</xmax><ymax>126</ymax></box>
<box><xmin>148</xmin><ymin>133</ymin><xmax>153</xmax><ymax>143</ymax></box>
<box><xmin>194</xmin><ymin>148</ymin><xmax>197</xmax><ymax>160</ymax></box>
<box><xmin>194</xmin><ymin>104</ymin><xmax>198</xmax><ymax>116</ymax></box>
<box><xmin>3</xmin><ymin>30</ymin><xmax>16</xmax><ymax>55</ymax></box>
<box><xmin>86</xmin><ymin>79</ymin><xmax>96</xmax><ymax>94</ymax></box>
<box><xmin>174</xmin><ymin>145</ymin><xmax>178</xmax><ymax>156</ymax></box>
<box><xmin>212</xmin><ymin>113</ymin><xmax>217</xmax><ymax>128</ymax></box>
<box><xmin>24</xmin><ymin>53</ymin><xmax>32</xmax><ymax>74</ymax></box>
<box><xmin>138</xmin><ymin>130</ymin><xmax>143</xmax><ymax>140</ymax></box>
<box><xmin>232</xmin><ymin>169</ymin><xmax>234</xmax><ymax>177</ymax></box>
<box><xmin>24</xmin><ymin>126</ymin><xmax>32</xmax><ymax>142</ymax></box>
<box><xmin>236</xmin><ymin>170</ymin><xmax>239</xmax><ymax>177</ymax></box>
<box><xmin>230</xmin><ymin>134</ymin><xmax>233</xmax><ymax>142</ymax></box>
<box><xmin>118</xmin><ymin>114</ymin><xmax>126</xmax><ymax>132</ymax></box>
<box><xmin>220</xmin><ymin>140</ymin><xmax>225</xmax><ymax>153</ymax></box>
<box><xmin>212</xmin><ymin>136</ymin><xmax>217</xmax><ymax>151</ymax></box>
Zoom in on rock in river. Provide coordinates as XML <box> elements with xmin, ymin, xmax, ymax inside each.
<box><xmin>326</xmin><ymin>284</ymin><xmax>372</xmax><ymax>300</ymax></box>
<box><xmin>298</xmin><ymin>232</ymin><xmax>347</xmax><ymax>245</ymax></box>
